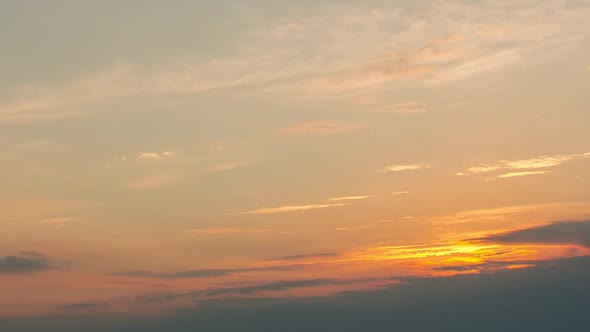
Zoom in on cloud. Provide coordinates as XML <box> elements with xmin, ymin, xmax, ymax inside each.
<box><xmin>276</xmin><ymin>121</ymin><xmax>361</xmax><ymax>136</ymax></box>
<box><xmin>481</xmin><ymin>220</ymin><xmax>590</xmax><ymax>248</ymax></box>
<box><xmin>457</xmin><ymin>165</ymin><xmax>502</xmax><ymax>175</ymax></box>
<box><xmin>0</xmin><ymin>199</ymin><xmax>92</xmax><ymax>224</ymax></box>
<box><xmin>136</xmin><ymin>151</ymin><xmax>178</xmax><ymax>160</ymax></box>
<box><xmin>237</xmin><ymin>203</ymin><xmax>346</xmax><ymax>215</ymax></box>
<box><xmin>0</xmin><ymin>252</ymin><xmax>57</xmax><ymax>274</ymax></box>
<box><xmin>56</xmin><ymin>302</ymin><xmax>106</xmax><ymax>311</ymax></box>
<box><xmin>4</xmin><ymin>1</ymin><xmax>587</xmax><ymax>122</ymax></box>
<box><xmin>497</xmin><ymin>171</ymin><xmax>548</xmax><ymax>178</ymax></box>
<box><xmin>136</xmin><ymin>153</ymin><xmax>161</xmax><ymax>160</ymax></box>
<box><xmin>379</xmin><ymin>164</ymin><xmax>428</xmax><ymax>172</ymax></box>
<box><xmin>207</xmin><ymin>162</ymin><xmax>252</xmax><ymax>173</ymax></box>
<box><xmin>459</xmin><ymin>152</ymin><xmax>589</xmax><ymax>177</ymax></box>
<box><xmin>431</xmin><ymin>261</ymin><xmax>534</xmax><ymax>273</ymax></box>
<box><xmin>38</xmin><ymin>217</ymin><xmax>78</xmax><ymax>227</ymax></box>
<box><xmin>184</xmin><ymin>228</ymin><xmax>278</xmax><ymax>235</ymax></box>
<box><xmin>376</xmin><ymin>219</ymin><xmax>395</xmax><ymax>223</ymax></box>
<box><xmin>435</xmin><ymin>202</ymin><xmax>590</xmax><ymax>226</ymax></box>
<box><xmin>392</xmin><ymin>191</ymin><xmax>410</xmax><ymax>195</ymax></box>
<box><xmin>116</xmin><ymin>265</ymin><xmax>297</xmax><ymax>280</ymax></box>
<box><xmin>370</xmin><ymin>102</ymin><xmax>426</xmax><ymax>114</ymax></box>
<box><xmin>139</xmin><ymin>277</ymin><xmax>385</xmax><ymax>303</ymax></box>
<box><xmin>335</xmin><ymin>224</ymin><xmax>374</xmax><ymax>231</ymax></box>
<box><xmin>501</xmin><ymin>156</ymin><xmax>578</xmax><ymax>169</ymax></box>
<box><xmin>125</xmin><ymin>172</ymin><xmax>182</xmax><ymax>190</ymax></box>
<box><xmin>328</xmin><ymin>196</ymin><xmax>372</xmax><ymax>201</ymax></box>
<box><xmin>15</xmin><ymin>139</ymin><xmax>64</xmax><ymax>151</ymax></box>
<box><xmin>271</xmin><ymin>253</ymin><xmax>339</xmax><ymax>261</ymax></box>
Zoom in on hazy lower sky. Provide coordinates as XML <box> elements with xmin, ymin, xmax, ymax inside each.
<box><xmin>1</xmin><ymin>1</ymin><xmax>590</xmax><ymax>330</ymax></box>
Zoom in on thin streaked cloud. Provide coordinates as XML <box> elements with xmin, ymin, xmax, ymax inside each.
<box><xmin>502</xmin><ymin>155</ymin><xmax>579</xmax><ymax>169</ymax></box>
<box><xmin>125</xmin><ymin>172</ymin><xmax>182</xmax><ymax>190</ymax></box>
<box><xmin>184</xmin><ymin>228</ymin><xmax>278</xmax><ymax>235</ymax></box>
<box><xmin>237</xmin><ymin>203</ymin><xmax>346</xmax><ymax>215</ymax></box>
<box><xmin>16</xmin><ymin>139</ymin><xmax>64</xmax><ymax>151</ymax></box>
<box><xmin>328</xmin><ymin>196</ymin><xmax>372</xmax><ymax>201</ymax></box>
<box><xmin>370</xmin><ymin>102</ymin><xmax>426</xmax><ymax>114</ymax></box>
<box><xmin>277</xmin><ymin>121</ymin><xmax>361</xmax><ymax>136</ymax></box>
<box><xmin>392</xmin><ymin>191</ymin><xmax>411</xmax><ymax>196</ymax></box>
<box><xmin>208</xmin><ymin>162</ymin><xmax>252</xmax><ymax>173</ymax></box>
<box><xmin>38</xmin><ymin>217</ymin><xmax>78</xmax><ymax>227</ymax></box>
<box><xmin>459</xmin><ymin>152</ymin><xmax>590</xmax><ymax>176</ymax></box>
<box><xmin>380</xmin><ymin>164</ymin><xmax>429</xmax><ymax>173</ymax></box>
<box><xmin>497</xmin><ymin>171</ymin><xmax>548</xmax><ymax>178</ymax></box>
<box><xmin>435</xmin><ymin>202</ymin><xmax>590</xmax><ymax>226</ymax></box>
<box><xmin>335</xmin><ymin>224</ymin><xmax>374</xmax><ymax>231</ymax></box>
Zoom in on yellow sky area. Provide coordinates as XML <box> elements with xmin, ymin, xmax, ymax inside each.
<box><xmin>3</xmin><ymin>200</ymin><xmax>589</xmax><ymax>276</ymax></box>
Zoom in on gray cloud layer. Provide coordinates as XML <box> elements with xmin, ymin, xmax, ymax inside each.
<box><xmin>481</xmin><ymin>220</ymin><xmax>590</xmax><ymax>248</ymax></box>
<box><xmin>115</xmin><ymin>265</ymin><xmax>299</xmax><ymax>279</ymax></box>
<box><xmin>4</xmin><ymin>255</ymin><xmax>590</xmax><ymax>331</ymax></box>
<box><xmin>0</xmin><ymin>252</ymin><xmax>56</xmax><ymax>274</ymax></box>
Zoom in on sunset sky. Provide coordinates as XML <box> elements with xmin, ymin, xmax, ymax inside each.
<box><xmin>2</xmin><ymin>1</ymin><xmax>590</xmax><ymax>330</ymax></box>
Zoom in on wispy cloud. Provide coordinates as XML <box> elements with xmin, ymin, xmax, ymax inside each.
<box><xmin>392</xmin><ymin>191</ymin><xmax>411</xmax><ymax>196</ymax></box>
<box><xmin>271</xmin><ymin>253</ymin><xmax>339</xmax><ymax>261</ymax></box>
<box><xmin>0</xmin><ymin>199</ymin><xmax>91</xmax><ymax>224</ymax></box>
<box><xmin>380</xmin><ymin>164</ymin><xmax>429</xmax><ymax>173</ymax></box>
<box><xmin>435</xmin><ymin>202</ymin><xmax>590</xmax><ymax>226</ymax></box>
<box><xmin>497</xmin><ymin>171</ymin><xmax>548</xmax><ymax>178</ymax></box>
<box><xmin>456</xmin><ymin>165</ymin><xmax>501</xmax><ymax>176</ymax></box>
<box><xmin>237</xmin><ymin>203</ymin><xmax>346</xmax><ymax>215</ymax></box>
<box><xmin>335</xmin><ymin>224</ymin><xmax>374</xmax><ymax>231</ymax></box>
<box><xmin>16</xmin><ymin>139</ymin><xmax>64</xmax><ymax>151</ymax></box>
<box><xmin>277</xmin><ymin>121</ymin><xmax>361</xmax><ymax>136</ymax></box>
<box><xmin>207</xmin><ymin>161</ymin><xmax>252</xmax><ymax>173</ymax></box>
<box><xmin>184</xmin><ymin>228</ymin><xmax>279</xmax><ymax>235</ymax></box>
<box><xmin>370</xmin><ymin>102</ymin><xmax>426</xmax><ymax>114</ymax></box>
<box><xmin>125</xmin><ymin>172</ymin><xmax>182</xmax><ymax>190</ymax></box>
<box><xmin>459</xmin><ymin>152</ymin><xmax>589</xmax><ymax>177</ymax></box>
<box><xmin>501</xmin><ymin>155</ymin><xmax>579</xmax><ymax>169</ymax></box>
<box><xmin>3</xmin><ymin>1</ymin><xmax>586</xmax><ymax>122</ymax></box>
<box><xmin>328</xmin><ymin>195</ymin><xmax>372</xmax><ymax>201</ymax></box>
<box><xmin>38</xmin><ymin>217</ymin><xmax>78</xmax><ymax>227</ymax></box>
<box><xmin>136</xmin><ymin>151</ymin><xmax>178</xmax><ymax>160</ymax></box>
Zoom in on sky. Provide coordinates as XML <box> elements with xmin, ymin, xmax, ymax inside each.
<box><xmin>1</xmin><ymin>0</ymin><xmax>590</xmax><ymax>330</ymax></box>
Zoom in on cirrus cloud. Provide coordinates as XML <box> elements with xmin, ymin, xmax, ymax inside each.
<box><xmin>237</xmin><ymin>203</ymin><xmax>346</xmax><ymax>215</ymax></box>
